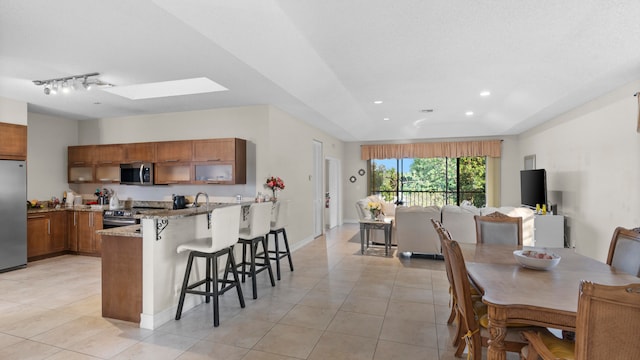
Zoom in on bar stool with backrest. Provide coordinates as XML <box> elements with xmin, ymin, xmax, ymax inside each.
<box><xmin>265</xmin><ymin>200</ymin><xmax>293</xmax><ymax>280</ymax></box>
<box><xmin>236</xmin><ymin>201</ymin><xmax>276</xmax><ymax>299</ymax></box>
<box><xmin>175</xmin><ymin>205</ymin><xmax>244</xmax><ymax>327</ymax></box>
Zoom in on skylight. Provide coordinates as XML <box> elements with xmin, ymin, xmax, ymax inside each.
<box><xmin>103</xmin><ymin>77</ymin><xmax>228</xmax><ymax>100</ymax></box>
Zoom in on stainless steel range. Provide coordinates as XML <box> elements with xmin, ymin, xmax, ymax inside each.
<box><xmin>103</xmin><ymin>206</ymin><xmax>166</xmax><ymax>228</ymax></box>
<box><xmin>102</xmin><ymin>209</ymin><xmax>137</xmax><ymax>229</ymax></box>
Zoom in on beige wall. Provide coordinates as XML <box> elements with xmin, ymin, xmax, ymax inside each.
<box><xmin>26</xmin><ymin>113</ymin><xmax>78</xmax><ymax>200</ymax></box>
<box><xmin>0</xmin><ymin>97</ymin><xmax>27</xmax><ymax>125</ymax></box>
<box><xmin>514</xmin><ymin>80</ymin><xmax>640</xmax><ymax>261</ymax></box>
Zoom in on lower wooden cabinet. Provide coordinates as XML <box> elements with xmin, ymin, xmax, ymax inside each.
<box><xmin>75</xmin><ymin>211</ymin><xmax>103</xmax><ymax>256</ymax></box>
<box><xmin>27</xmin><ymin>211</ymin><xmax>68</xmax><ymax>260</ymax></box>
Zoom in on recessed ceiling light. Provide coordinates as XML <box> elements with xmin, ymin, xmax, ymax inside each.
<box><xmin>465</xmin><ymin>111</ymin><xmax>474</xmax><ymax>116</ymax></box>
<box><xmin>480</xmin><ymin>91</ymin><xmax>491</xmax><ymax>97</ymax></box>
<box><xmin>373</xmin><ymin>100</ymin><xmax>383</xmax><ymax>104</ymax></box>
<box><xmin>102</xmin><ymin>77</ymin><xmax>227</xmax><ymax>100</ymax></box>
<box><xmin>383</xmin><ymin>117</ymin><xmax>390</xmax><ymax>121</ymax></box>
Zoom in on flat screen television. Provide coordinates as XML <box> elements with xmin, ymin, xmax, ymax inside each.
<box><xmin>520</xmin><ymin>169</ymin><xmax>547</xmax><ymax>209</ymax></box>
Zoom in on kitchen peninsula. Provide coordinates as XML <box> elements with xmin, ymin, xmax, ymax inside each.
<box><xmin>97</xmin><ymin>202</ymin><xmax>253</xmax><ymax>329</ymax></box>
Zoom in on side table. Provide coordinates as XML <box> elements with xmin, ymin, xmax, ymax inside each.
<box><xmin>359</xmin><ymin>218</ymin><xmax>393</xmax><ymax>256</ymax></box>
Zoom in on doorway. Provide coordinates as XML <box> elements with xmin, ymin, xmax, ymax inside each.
<box><xmin>312</xmin><ymin>140</ymin><xmax>323</xmax><ymax>238</ymax></box>
<box><xmin>325</xmin><ymin>157</ymin><xmax>340</xmax><ymax>229</ymax></box>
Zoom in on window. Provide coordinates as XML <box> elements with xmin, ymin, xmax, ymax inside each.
<box><xmin>370</xmin><ymin>157</ymin><xmax>486</xmax><ymax>207</ymax></box>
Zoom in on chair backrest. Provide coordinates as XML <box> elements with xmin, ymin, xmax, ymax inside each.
<box><xmin>271</xmin><ymin>200</ymin><xmax>289</xmax><ymax>230</ymax></box>
<box><xmin>431</xmin><ymin>219</ymin><xmax>456</xmax><ymax>301</ymax></box>
<box><xmin>442</xmin><ymin>238</ymin><xmax>482</xmax><ymax>359</ymax></box>
<box><xmin>244</xmin><ymin>202</ymin><xmax>273</xmax><ymax>238</ymax></box>
<box><xmin>606</xmin><ymin>227</ymin><xmax>640</xmax><ymax>277</ymax></box>
<box><xmin>474</xmin><ymin>211</ymin><xmax>522</xmax><ymax>245</ymax></box>
<box><xmin>574</xmin><ymin>281</ymin><xmax>640</xmax><ymax>359</ymax></box>
<box><xmin>210</xmin><ymin>205</ymin><xmax>242</xmax><ymax>252</ymax></box>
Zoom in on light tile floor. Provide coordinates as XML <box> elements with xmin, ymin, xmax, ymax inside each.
<box><xmin>0</xmin><ymin>224</ymin><xmax>519</xmax><ymax>359</ymax></box>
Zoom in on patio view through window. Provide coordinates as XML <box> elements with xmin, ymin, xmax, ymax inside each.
<box><xmin>370</xmin><ymin>157</ymin><xmax>486</xmax><ymax>207</ymax></box>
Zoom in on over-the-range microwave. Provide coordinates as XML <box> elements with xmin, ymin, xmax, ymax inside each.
<box><xmin>120</xmin><ymin>163</ymin><xmax>154</xmax><ymax>185</ymax></box>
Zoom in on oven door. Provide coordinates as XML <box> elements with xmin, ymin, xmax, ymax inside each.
<box><xmin>102</xmin><ymin>217</ymin><xmax>138</xmax><ymax>229</ymax></box>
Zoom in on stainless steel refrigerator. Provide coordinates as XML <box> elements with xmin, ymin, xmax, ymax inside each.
<box><xmin>0</xmin><ymin>160</ymin><xmax>27</xmax><ymax>272</ymax></box>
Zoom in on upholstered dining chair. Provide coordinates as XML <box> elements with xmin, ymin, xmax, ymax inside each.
<box><xmin>431</xmin><ymin>218</ymin><xmax>465</xmax><ymax>350</ymax></box>
<box><xmin>606</xmin><ymin>226</ymin><xmax>640</xmax><ymax>277</ymax></box>
<box><xmin>474</xmin><ymin>211</ymin><xmax>523</xmax><ymax>245</ymax></box>
<box><xmin>521</xmin><ymin>281</ymin><xmax>640</xmax><ymax>360</ymax></box>
<box><xmin>443</xmin><ymin>238</ymin><xmax>544</xmax><ymax>359</ymax></box>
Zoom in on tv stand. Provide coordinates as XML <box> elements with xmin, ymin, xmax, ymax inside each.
<box><xmin>534</xmin><ymin>214</ymin><xmax>565</xmax><ymax>248</ymax></box>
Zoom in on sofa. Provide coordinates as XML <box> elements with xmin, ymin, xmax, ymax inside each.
<box><xmin>355</xmin><ymin>197</ymin><xmax>535</xmax><ymax>256</ymax></box>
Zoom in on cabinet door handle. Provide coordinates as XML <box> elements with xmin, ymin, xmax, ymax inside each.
<box><xmin>90</xmin><ymin>213</ymin><xmax>93</xmax><ymax>227</ymax></box>
<box><xmin>207</xmin><ymin>158</ymin><xmax>221</xmax><ymax>161</ymax></box>
<box><xmin>74</xmin><ymin>212</ymin><xmax>77</xmax><ymax>226</ymax></box>
<box><xmin>47</xmin><ymin>219</ymin><xmax>51</xmax><ymax>235</ymax></box>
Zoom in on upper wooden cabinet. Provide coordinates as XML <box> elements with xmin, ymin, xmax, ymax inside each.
<box><xmin>193</xmin><ymin>139</ymin><xmax>237</xmax><ymax>162</ymax></box>
<box><xmin>123</xmin><ymin>143</ymin><xmax>155</xmax><ymax>163</ymax></box>
<box><xmin>95</xmin><ymin>145</ymin><xmax>123</xmax><ymax>165</ymax></box>
<box><xmin>67</xmin><ymin>138</ymin><xmax>247</xmax><ymax>185</ymax></box>
<box><xmin>68</xmin><ymin>145</ymin><xmax>96</xmax><ymax>166</ymax></box>
<box><xmin>0</xmin><ymin>122</ymin><xmax>27</xmax><ymax>160</ymax></box>
<box><xmin>155</xmin><ymin>141</ymin><xmax>193</xmax><ymax>163</ymax></box>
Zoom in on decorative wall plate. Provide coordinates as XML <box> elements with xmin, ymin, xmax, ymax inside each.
<box><xmin>349</xmin><ymin>175</ymin><xmax>357</xmax><ymax>183</ymax></box>
<box><xmin>358</xmin><ymin>168</ymin><xmax>366</xmax><ymax>176</ymax></box>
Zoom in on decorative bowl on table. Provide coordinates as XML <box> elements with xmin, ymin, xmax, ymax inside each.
<box><xmin>513</xmin><ymin>249</ymin><xmax>561</xmax><ymax>270</ymax></box>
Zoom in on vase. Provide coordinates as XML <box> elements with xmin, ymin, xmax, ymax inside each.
<box><xmin>370</xmin><ymin>209</ymin><xmax>380</xmax><ymax>220</ymax></box>
<box><xmin>272</xmin><ymin>188</ymin><xmax>279</xmax><ymax>201</ymax></box>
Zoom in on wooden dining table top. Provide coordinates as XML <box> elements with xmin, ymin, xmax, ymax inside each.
<box><xmin>459</xmin><ymin>243</ymin><xmax>639</xmax><ymax>314</ymax></box>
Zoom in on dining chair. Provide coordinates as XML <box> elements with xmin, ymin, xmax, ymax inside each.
<box><xmin>443</xmin><ymin>238</ymin><xmax>543</xmax><ymax>359</ymax></box>
<box><xmin>474</xmin><ymin>211</ymin><xmax>523</xmax><ymax>245</ymax></box>
<box><xmin>521</xmin><ymin>281</ymin><xmax>640</xmax><ymax>360</ymax></box>
<box><xmin>606</xmin><ymin>226</ymin><xmax>640</xmax><ymax>277</ymax></box>
<box><xmin>431</xmin><ymin>218</ymin><xmax>465</xmax><ymax>350</ymax></box>
<box><xmin>175</xmin><ymin>205</ymin><xmax>244</xmax><ymax>327</ymax></box>
<box><xmin>235</xmin><ymin>201</ymin><xmax>276</xmax><ymax>299</ymax></box>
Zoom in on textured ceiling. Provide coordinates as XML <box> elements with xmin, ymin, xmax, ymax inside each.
<box><xmin>1</xmin><ymin>0</ymin><xmax>639</xmax><ymax>141</ymax></box>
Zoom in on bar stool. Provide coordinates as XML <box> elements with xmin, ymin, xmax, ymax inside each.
<box><xmin>266</xmin><ymin>200</ymin><xmax>294</xmax><ymax>280</ymax></box>
<box><xmin>236</xmin><ymin>201</ymin><xmax>275</xmax><ymax>299</ymax></box>
<box><xmin>175</xmin><ymin>205</ymin><xmax>244</xmax><ymax>327</ymax></box>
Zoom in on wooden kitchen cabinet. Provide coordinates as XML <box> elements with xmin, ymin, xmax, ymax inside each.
<box><xmin>155</xmin><ymin>140</ymin><xmax>193</xmax><ymax>162</ymax></box>
<box><xmin>193</xmin><ymin>138</ymin><xmax>236</xmax><ymax>161</ymax></box>
<box><xmin>193</xmin><ymin>138</ymin><xmax>246</xmax><ymax>184</ymax></box>
<box><xmin>154</xmin><ymin>162</ymin><xmax>192</xmax><ymax>184</ymax></box>
<box><xmin>95</xmin><ymin>144</ymin><xmax>123</xmax><ymax>165</ymax></box>
<box><xmin>49</xmin><ymin>211</ymin><xmax>67</xmax><ymax>252</ymax></box>
<box><xmin>27</xmin><ymin>211</ymin><xmax>68</xmax><ymax>260</ymax></box>
<box><xmin>67</xmin><ymin>211</ymin><xmax>79</xmax><ymax>252</ymax></box>
<box><xmin>27</xmin><ymin>214</ymin><xmax>49</xmax><ymax>258</ymax></box>
<box><xmin>123</xmin><ymin>142</ymin><xmax>155</xmax><ymax>163</ymax></box>
<box><xmin>76</xmin><ymin>211</ymin><xmax>103</xmax><ymax>256</ymax></box>
<box><xmin>0</xmin><ymin>122</ymin><xmax>27</xmax><ymax>160</ymax></box>
<box><xmin>68</xmin><ymin>145</ymin><xmax>96</xmax><ymax>183</ymax></box>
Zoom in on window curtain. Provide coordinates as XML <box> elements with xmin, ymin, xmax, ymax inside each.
<box><xmin>360</xmin><ymin>140</ymin><xmax>502</xmax><ymax>160</ymax></box>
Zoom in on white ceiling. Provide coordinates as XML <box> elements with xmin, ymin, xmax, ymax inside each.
<box><xmin>1</xmin><ymin>0</ymin><xmax>640</xmax><ymax>142</ymax></box>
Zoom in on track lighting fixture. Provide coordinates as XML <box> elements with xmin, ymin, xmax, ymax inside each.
<box><xmin>32</xmin><ymin>72</ymin><xmax>113</xmax><ymax>95</ymax></box>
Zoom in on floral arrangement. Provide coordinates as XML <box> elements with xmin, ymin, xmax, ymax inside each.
<box><xmin>367</xmin><ymin>201</ymin><xmax>383</xmax><ymax>219</ymax></box>
<box><xmin>265</xmin><ymin>176</ymin><xmax>285</xmax><ymax>190</ymax></box>
<box><xmin>266</xmin><ymin>176</ymin><xmax>285</xmax><ymax>200</ymax></box>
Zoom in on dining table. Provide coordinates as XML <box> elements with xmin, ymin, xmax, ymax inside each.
<box><xmin>458</xmin><ymin>243</ymin><xmax>639</xmax><ymax>360</ymax></box>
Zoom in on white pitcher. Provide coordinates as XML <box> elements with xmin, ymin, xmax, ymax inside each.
<box><xmin>109</xmin><ymin>192</ymin><xmax>119</xmax><ymax>210</ymax></box>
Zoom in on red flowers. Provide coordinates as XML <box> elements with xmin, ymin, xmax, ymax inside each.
<box><xmin>266</xmin><ymin>176</ymin><xmax>285</xmax><ymax>190</ymax></box>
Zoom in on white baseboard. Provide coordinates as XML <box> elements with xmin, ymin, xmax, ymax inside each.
<box><xmin>140</xmin><ymin>295</ymin><xmax>203</xmax><ymax>330</ymax></box>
